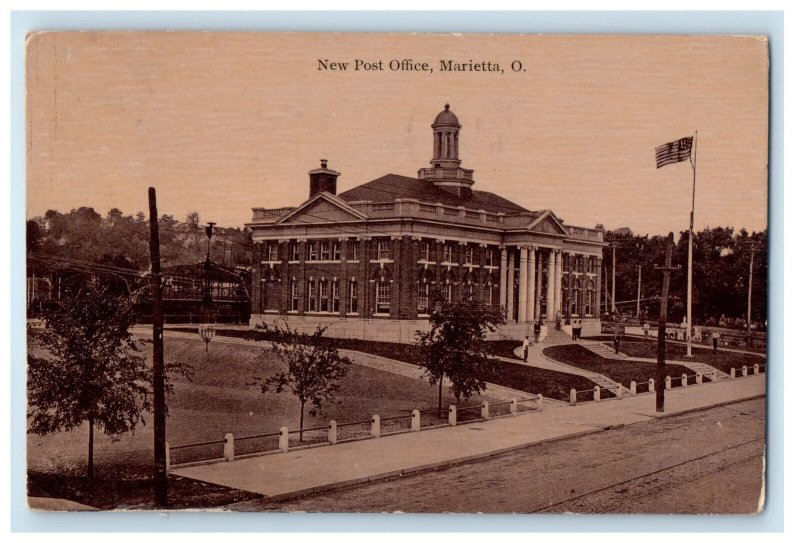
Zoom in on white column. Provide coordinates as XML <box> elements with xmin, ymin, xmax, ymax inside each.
<box><xmin>519</xmin><ymin>246</ymin><xmax>528</xmax><ymax>323</ymax></box>
<box><xmin>499</xmin><ymin>246</ymin><xmax>507</xmax><ymax>310</ymax></box>
<box><xmin>527</xmin><ymin>246</ymin><xmax>536</xmax><ymax>322</ymax></box>
<box><xmin>547</xmin><ymin>250</ymin><xmax>556</xmax><ymax>319</ymax></box>
<box><xmin>506</xmin><ymin>248</ymin><xmax>515</xmax><ymax>322</ymax></box>
<box><xmin>555</xmin><ymin>250</ymin><xmax>563</xmax><ymax>319</ymax></box>
<box><xmin>596</xmin><ymin>257</ymin><xmax>603</xmax><ymax>316</ymax></box>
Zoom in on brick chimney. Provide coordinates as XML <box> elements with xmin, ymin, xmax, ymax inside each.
<box><xmin>309</xmin><ymin>159</ymin><xmax>340</xmax><ymax>198</ymax></box>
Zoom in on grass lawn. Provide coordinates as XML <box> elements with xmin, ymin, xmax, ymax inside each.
<box><xmin>207</xmin><ymin>329</ymin><xmax>606</xmax><ymax>402</ymax></box>
<box><xmin>583</xmin><ymin>335</ymin><xmax>765</xmax><ymax>375</ymax></box>
<box><xmin>542</xmin><ymin>344</ymin><xmax>691</xmax><ymax>386</ymax></box>
<box><xmin>27</xmin><ymin>335</ymin><xmax>489</xmax><ymax>509</ymax></box>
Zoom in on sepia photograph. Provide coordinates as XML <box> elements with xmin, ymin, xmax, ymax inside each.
<box><xmin>23</xmin><ymin>31</ymin><xmax>769</xmax><ymax>515</ymax></box>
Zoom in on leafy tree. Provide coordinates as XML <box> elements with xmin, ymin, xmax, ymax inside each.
<box><xmin>27</xmin><ymin>278</ymin><xmax>152</xmax><ymax>480</ymax></box>
<box><xmin>248</xmin><ymin>322</ymin><xmax>351</xmax><ymax>442</ymax></box>
<box><xmin>415</xmin><ymin>292</ymin><xmax>506</xmax><ymax>412</ymax></box>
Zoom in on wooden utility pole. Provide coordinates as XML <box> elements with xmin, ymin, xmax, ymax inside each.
<box><xmin>747</xmin><ymin>241</ymin><xmax>756</xmax><ymax>348</ymax></box>
<box><xmin>611</xmin><ymin>242</ymin><xmax>617</xmax><ymax>315</ymax></box>
<box><xmin>637</xmin><ymin>265</ymin><xmax>642</xmax><ymax>319</ymax></box>
<box><xmin>655</xmin><ymin>233</ymin><xmax>679</xmax><ymax>413</ymax></box>
<box><xmin>148</xmin><ymin>188</ymin><xmax>168</xmax><ymax>507</ymax></box>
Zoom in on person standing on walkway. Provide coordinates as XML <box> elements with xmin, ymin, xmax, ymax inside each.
<box><xmin>712</xmin><ymin>330</ymin><xmax>720</xmax><ymax>354</ymax></box>
<box><xmin>613</xmin><ymin>333</ymin><xmax>621</xmax><ymax>354</ymax></box>
<box><xmin>643</xmin><ymin>321</ymin><xmax>650</xmax><ymax>338</ymax></box>
<box><xmin>533</xmin><ymin>320</ymin><xmax>541</xmax><ymax>345</ymax></box>
<box><xmin>576</xmin><ymin>319</ymin><xmax>582</xmax><ymax>341</ymax></box>
<box><xmin>522</xmin><ymin>335</ymin><xmax>530</xmax><ymax>362</ymax></box>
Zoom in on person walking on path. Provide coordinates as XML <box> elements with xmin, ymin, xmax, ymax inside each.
<box><xmin>712</xmin><ymin>330</ymin><xmax>721</xmax><ymax>354</ymax></box>
<box><xmin>522</xmin><ymin>335</ymin><xmax>530</xmax><ymax>362</ymax></box>
<box><xmin>613</xmin><ymin>333</ymin><xmax>621</xmax><ymax>354</ymax></box>
<box><xmin>533</xmin><ymin>320</ymin><xmax>541</xmax><ymax>345</ymax></box>
<box><xmin>570</xmin><ymin>319</ymin><xmax>576</xmax><ymax>341</ymax></box>
<box><xmin>575</xmin><ymin>319</ymin><xmax>583</xmax><ymax>341</ymax></box>
<box><xmin>643</xmin><ymin>322</ymin><xmax>650</xmax><ymax>338</ymax></box>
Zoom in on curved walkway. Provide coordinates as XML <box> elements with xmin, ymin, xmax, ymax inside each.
<box><xmin>136</xmin><ymin>329</ymin><xmax>546</xmax><ymax>406</ymax></box>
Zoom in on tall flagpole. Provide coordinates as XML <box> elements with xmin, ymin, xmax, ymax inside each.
<box><xmin>687</xmin><ymin>131</ymin><xmax>698</xmax><ymax>357</ymax></box>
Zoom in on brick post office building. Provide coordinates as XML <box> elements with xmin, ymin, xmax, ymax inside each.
<box><xmin>248</xmin><ymin>105</ymin><xmax>605</xmax><ymax>341</ymax></box>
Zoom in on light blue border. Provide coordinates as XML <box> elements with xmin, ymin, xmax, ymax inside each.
<box><xmin>10</xmin><ymin>10</ymin><xmax>784</xmax><ymax>533</ymax></box>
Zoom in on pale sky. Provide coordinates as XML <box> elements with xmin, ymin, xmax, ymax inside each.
<box><xmin>26</xmin><ymin>32</ymin><xmax>769</xmax><ymax>235</ymax></box>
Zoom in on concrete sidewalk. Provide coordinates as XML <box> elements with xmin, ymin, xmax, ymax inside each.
<box><xmin>172</xmin><ymin>373</ymin><xmax>766</xmax><ymax>504</ymax></box>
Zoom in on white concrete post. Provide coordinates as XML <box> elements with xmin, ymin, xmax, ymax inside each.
<box><xmin>615</xmin><ymin>383</ymin><xmax>624</xmax><ymax>399</ymax></box>
<box><xmin>666</xmin><ymin>376</ymin><xmax>672</xmax><ymax>390</ymax></box>
<box><xmin>328</xmin><ymin>420</ymin><xmax>338</xmax><ymax>444</ymax></box>
<box><xmin>448</xmin><ymin>405</ymin><xmax>457</xmax><ymax>426</ymax></box>
<box><xmin>165</xmin><ymin>442</ymin><xmax>170</xmax><ymax>471</ymax></box>
<box><xmin>696</xmin><ymin>372</ymin><xmax>703</xmax><ymax>385</ymax></box>
<box><xmin>411</xmin><ymin>409</ymin><xmax>421</xmax><ymax>431</ymax></box>
<box><xmin>223</xmin><ymin>433</ymin><xmax>235</xmax><ymax>462</ymax></box>
<box><xmin>481</xmin><ymin>401</ymin><xmax>490</xmax><ymax>420</ymax></box>
<box><xmin>711</xmin><ymin>370</ymin><xmax>718</xmax><ymax>382</ymax></box>
<box><xmin>279</xmin><ymin>426</ymin><xmax>289</xmax><ymax>452</ymax></box>
<box><xmin>648</xmin><ymin>378</ymin><xmax>655</xmax><ymax>393</ymax></box>
<box><xmin>730</xmin><ymin>367</ymin><xmax>737</xmax><ymax>379</ymax></box>
<box><xmin>630</xmin><ymin>381</ymin><xmax>637</xmax><ymax>396</ymax></box>
<box><xmin>754</xmin><ymin>364</ymin><xmax>760</xmax><ymax>375</ymax></box>
<box><xmin>593</xmin><ymin>386</ymin><xmax>601</xmax><ymax>401</ymax></box>
<box><xmin>510</xmin><ymin>399</ymin><xmax>518</xmax><ymax>416</ymax></box>
<box><xmin>682</xmin><ymin>374</ymin><xmax>688</xmax><ymax>387</ymax></box>
<box><xmin>742</xmin><ymin>365</ymin><xmax>748</xmax><ymax>377</ymax></box>
<box><xmin>371</xmin><ymin>415</ymin><xmax>381</xmax><ymax>438</ymax></box>
<box><xmin>569</xmin><ymin>388</ymin><xmax>577</xmax><ymax>406</ymax></box>
<box><xmin>537</xmin><ymin>393</ymin><xmax>544</xmax><ymax>411</ymax></box>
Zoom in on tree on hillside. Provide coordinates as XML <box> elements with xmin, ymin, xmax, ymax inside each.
<box><xmin>248</xmin><ymin>322</ymin><xmax>351</xmax><ymax>442</ymax></box>
<box><xmin>27</xmin><ymin>278</ymin><xmax>152</xmax><ymax>480</ymax></box>
<box><xmin>415</xmin><ymin>292</ymin><xmax>506</xmax><ymax>412</ymax></box>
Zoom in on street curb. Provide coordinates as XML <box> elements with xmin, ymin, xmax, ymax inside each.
<box><xmin>227</xmin><ymin>390</ymin><xmax>765</xmax><ymax>508</ymax></box>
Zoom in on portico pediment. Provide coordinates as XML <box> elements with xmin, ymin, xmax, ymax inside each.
<box><xmin>277</xmin><ymin>192</ymin><xmax>367</xmax><ymax>225</ymax></box>
<box><xmin>526</xmin><ymin>210</ymin><xmax>570</xmax><ymax>236</ymax></box>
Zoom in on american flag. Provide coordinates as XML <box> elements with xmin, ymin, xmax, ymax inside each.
<box><xmin>655</xmin><ymin>136</ymin><xmax>693</xmax><ymax>169</ymax></box>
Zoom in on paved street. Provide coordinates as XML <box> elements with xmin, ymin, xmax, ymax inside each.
<box><xmin>234</xmin><ymin>398</ymin><xmax>765</xmax><ymax>513</ymax></box>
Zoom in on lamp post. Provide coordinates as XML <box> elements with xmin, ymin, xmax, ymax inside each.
<box><xmin>199</xmin><ymin>222</ymin><xmax>216</xmax><ymax>351</ymax></box>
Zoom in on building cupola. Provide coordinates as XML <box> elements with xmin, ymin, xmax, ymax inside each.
<box><xmin>309</xmin><ymin>159</ymin><xmax>340</xmax><ymax>198</ymax></box>
<box><xmin>418</xmin><ymin>104</ymin><xmax>475</xmax><ymax>198</ymax></box>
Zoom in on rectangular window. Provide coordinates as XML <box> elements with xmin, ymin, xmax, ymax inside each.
<box><xmin>349</xmin><ymin>280</ymin><xmax>358</xmax><ymax>313</ymax></box>
<box><xmin>444</xmin><ymin>283</ymin><xmax>453</xmax><ymax>303</ymax></box>
<box><xmin>319</xmin><ymin>280</ymin><xmax>329</xmax><ymax>312</ymax></box>
<box><xmin>465</xmin><ymin>247</ymin><xmax>474</xmax><ymax>265</ymax></box>
<box><xmin>290</xmin><ymin>280</ymin><xmax>298</xmax><ymax>311</ymax></box>
<box><xmin>307</xmin><ymin>280</ymin><xmax>317</xmax><ymax>312</ymax></box>
<box><xmin>332</xmin><ymin>242</ymin><xmax>341</xmax><ymax>261</ymax></box>
<box><xmin>320</xmin><ymin>241</ymin><xmax>331</xmax><ymax>261</ymax></box>
<box><xmin>421</xmin><ymin>242</ymin><xmax>430</xmax><ymax>261</ymax></box>
<box><xmin>376</xmin><ymin>282</ymin><xmax>391</xmax><ymax>314</ymax></box>
<box><xmin>466</xmin><ymin>283</ymin><xmax>475</xmax><ymax>300</ymax></box>
<box><xmin>267</xmin><ymin>243</ymin><xmax>278</xmax><ymax>261</ymax></box>
<box><xmin>485</xmin><ymin>248</ymin><xmax>494</xmax><ymax>267</ymax></box>
<box><xmin>377</xmin><ymin>240</ymin><xmax>390</xmax><ymax>260</ymax></box>
<box><xmin>290</xmin><ymin>242</ymin><xmax>299</xmax><ymax>261</ymax></box>
<box><xmin>349</xmin><ymin>241</ymin><xmax>359</xmax><ymax>261</ymax></box>
<box><xmin>417</xmin><ymin>283</ymin><xmax>429</xmax><ymax>313</ymax></box>
<box><xmin>443</xmin><ymin>245</ymin><xmax>453</xmax><ymax>264</ymax></box>
<box><xmin>332</xmin><ymin>280</ymin><xmax>340</xmax><ymax>312</ymax></box>
<box><xmin>307</xmin><ymin>242</ymin><xmax>317</xmax><ymax>261</ymax></box>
